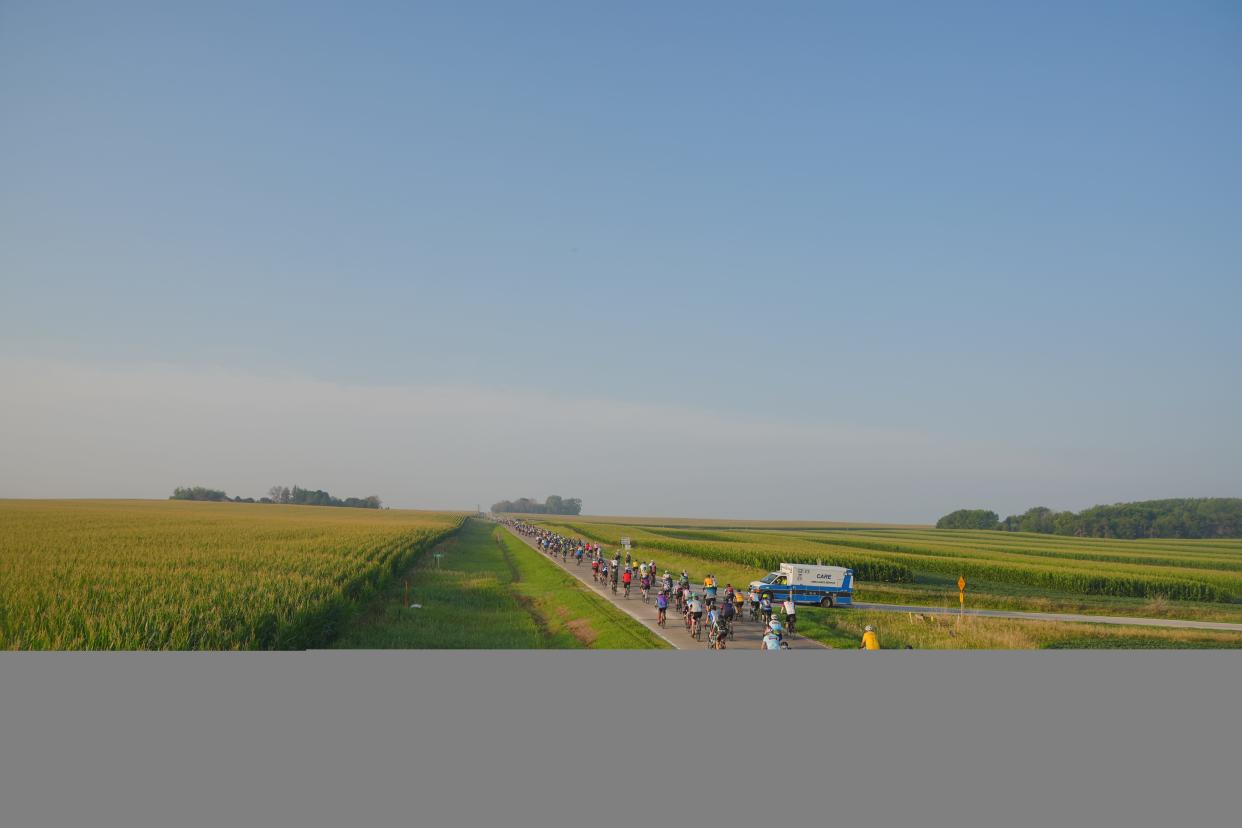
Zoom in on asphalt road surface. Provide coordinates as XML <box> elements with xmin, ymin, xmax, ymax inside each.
<box><xmin>504</xmin><ymin>525</ymin><xmax>826</xmax><ymax>650</ymax></box>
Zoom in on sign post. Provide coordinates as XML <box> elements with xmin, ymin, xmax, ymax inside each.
<box><xmin>957</xmin><ymin>575</ymin><xmax>966</xmax><ymax>617</ymax></box>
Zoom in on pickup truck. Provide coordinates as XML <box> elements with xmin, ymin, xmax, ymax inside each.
<box><xmin>749</xmin><ymin>563</ymin><xmax>854</xmax><ymax>608</ymax></box>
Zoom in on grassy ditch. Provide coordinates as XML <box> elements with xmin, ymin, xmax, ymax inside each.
<box><xmin>333</xmin><ymin>519</ymin><xmax>667</xmax><ymax>649</ymax></box>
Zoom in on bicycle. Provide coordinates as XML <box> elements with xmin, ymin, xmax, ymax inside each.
<box><xmin>692</xmin><ymin>617</ymin><xmax>703</xmax><ymax>641</ymax></box>
<box><xmin>641</xmin><ymin>586</ymin><xmax>650</xmax><ymax>604</ymax></box>
<box><xmin>657</xmin><ymin>606</ymin><xmax>667</xmax><ymax>627</ymax></box>
<box><xmin>623</xmin><ymin>582</ymin><xmax>631</xmax><ymax>599</ymax></box>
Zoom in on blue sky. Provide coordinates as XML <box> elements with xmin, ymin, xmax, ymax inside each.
<box><xmin>1</xmin><ymin>1</ymin><xmax>1239</xmax><ymax>519</ymax></box>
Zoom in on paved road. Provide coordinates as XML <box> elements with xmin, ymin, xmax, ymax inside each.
<box><xmin>503</xmin><ymin>526</ymin><xmax>826</xmax><ymax>650</ymax></box>
<box><xmin>853</xmin><ymin>602</ymin><xmax>1242</xmax><ymax>632</ymax></box>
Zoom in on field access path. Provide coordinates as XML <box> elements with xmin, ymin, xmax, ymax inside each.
<box><xmin>502</xmin><ymin>525</ymin><xmax>827</xmax><ymax>651</ymax></box>
<box><xmin>853</xmin><ymin>602</ymin><xmax>1242</xmax><ymax>632</ymax></box>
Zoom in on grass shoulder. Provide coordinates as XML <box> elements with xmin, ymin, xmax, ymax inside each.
<box><xmin>333</xmin><ymin>519</ymin><xmax>667</xmax><ymax>649</ymax></box>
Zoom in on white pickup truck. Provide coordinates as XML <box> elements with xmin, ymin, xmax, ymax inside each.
<box><xmin>749</xmin><ymin>563</ymin><xmax>854</xmax><ymax>608</ymax></box>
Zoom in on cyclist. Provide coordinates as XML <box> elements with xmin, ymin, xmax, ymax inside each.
<box><xmin>575</xmin><ymin>546</ymin><xmax>584</xmax><ymax>565</ymax></box>
<box><xmin>687</xmin><ymin>593</ymin><xmax>704</xmax><ymax>638</ymax></box>
<box><xmin>783</xmin><ymin>595</ymin><xmax>798</xmax><ymax>636</ymax></box>
<box><xmin>622</xmin><ymin>567</ymin><xmax>633</xmax><ymax>598</ymax></box>
<box><xmin>760</xmin><ymin>625</ymin><xmax>784</xmax><ymax>650</ymax></box>
<box><xmin>733</xmin><ymin>588</ymin><xmax>745</xmax><ymax>619</ymax></box>
<box><xmin>599</xmin><ymin>561</ymin><xmax>609</xmax><ymax>585</ymax></box>
<box><xmin>709</xmin><ymin>605</ymin><xmax>728</xmax><ymax>650</ymax></box>
<box><xmin>678</xmin><ymin>571</ymin><xmax>690</xmax><ymax>590</ymax></box>
<box><xmin>662</xmin><ymin>571</ymin><xmax>674</xmax><ymax>595</ymax></box>
<box><xmin>704</xmin><ymin>575</ymin><xmax>717</xmax><ymax>609</ymax></box>
<box><xmin>719</xmin><ymin>591</ymin><xmax>736</xmax><ymax>634</ymax></box>
<box><xmin>610</xmin><ymin>565</ymin><xmax>619</xmax><ymax>594</ymax></box>
<box><xmin>749</xmin><ymin>588</ymin><xmax>761</xmax><ymax>622</ymax></box>
<box><xmin>655</xmin><ymin>589</ymin><xmax>669</xmax><ymax>627</ymax></box>
<box><xmin>591</xmin><ymin>557</ymin><xmax>601</xmax><ymax>581</ymax></box>
<box><xmin>768</xmin><ymin>618</ymin><xmax>784</xmax><ymax>643</ymax></box>
<box><xmin>640</xmin><ymin>571</ymin><xmax>652</xmax><ymax>602</ymax></box>
<box><xmin>759</xmin><ymin>594</ymin><xmax>773</xmax><ymax>625</ymax></box>
<box><xmin>860</xmin><ymin>625</ymin><xmax>880</xmax><ymax>650</ymax></box>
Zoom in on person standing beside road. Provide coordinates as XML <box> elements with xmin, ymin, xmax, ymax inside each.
<box><xmin>860</xmin><ymin>625</ymin><xmax>880</xmax><ymax>650</ymax></box>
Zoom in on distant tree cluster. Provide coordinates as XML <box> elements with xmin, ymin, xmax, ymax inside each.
<box><xmin>171</xmin><ymin>486</ymin><xmax>232</xmax><ymax>502</ymax></box>
<box><xmin>172</xmin><ymin>485</ymin><xmax>381</xmax><ymax>509</ymax></box>
<box><xmin>935</xmin><ymin>509</ymin><xmax>1000</xmax><ymax>530</ymax></box>
<box><xmin>936</xmin><ymin>498</ymin><xmax>1242</xmax><ymax>539</ymax></box>
<box><xmin>265</xmin><ymin>485</ymin><xmax>381</xmax><ymax>509</ymax></box>
<box><xmin>491</xmin><ymin>495</ymin><xmax>582</xmax><ymax>515</ymax></box>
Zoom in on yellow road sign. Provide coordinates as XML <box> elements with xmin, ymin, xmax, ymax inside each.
<box><xmin>957</xmin><ymin>576</ymin><xmax>966</xmax><ymax>592</ymax></box>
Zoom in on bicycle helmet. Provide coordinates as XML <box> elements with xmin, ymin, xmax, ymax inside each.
<box><xmin>864</xmin><ymin>625</ymin><xmax>874</xmax><ymax>632</ymax></box>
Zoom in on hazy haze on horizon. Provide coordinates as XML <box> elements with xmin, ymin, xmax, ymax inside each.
<box><xmin>2</xmin><ymin>2</ymin><xmax>1239</xmax><ymax>522</ymax></box>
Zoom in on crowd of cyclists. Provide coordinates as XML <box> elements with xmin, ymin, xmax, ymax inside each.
<box><xmin>504</xmin><ymin>520</ymin><xmax>808</xmax><ymax>650</ymax></box>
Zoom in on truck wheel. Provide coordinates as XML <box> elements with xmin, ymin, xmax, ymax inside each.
<box><xmin>819</xmin><ymin>596</ymin><xmax>834</xmax><ymax>609</ymax></box>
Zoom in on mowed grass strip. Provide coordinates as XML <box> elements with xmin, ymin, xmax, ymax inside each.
<box><xmin>333</xmin><ymin>520</ymin><xmax>667</xmax><ymax>649</ymax></box>
<box><xmin>498</xmin><ymin>530</ymin><xmax>669</xmax><ymax>648</ymax></box>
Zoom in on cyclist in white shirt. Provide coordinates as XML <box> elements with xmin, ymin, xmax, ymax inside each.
<box><xmin>783</xmin><ymin>596</ymin><xmax>798</xmax><ymax>635</ymax></box>
<box><xmin>687</xmin><ymin>594</ymin><xmax>705</xmax><ymax>637</ymax></box>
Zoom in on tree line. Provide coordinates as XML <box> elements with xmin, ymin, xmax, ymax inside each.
<box><xmin>936</xmin><ymin>498</ymin><xmax>1242</xmax><ymax>539</ymax></box>
<box><xmin>490</xmin><ymin>495</ymin><xmax>582</xmax><ymax>515</ymax></box>
<box><xmin>171</xmin><ymin>485</ymin><xmax>382</xmax><ymax>509</ymax></box>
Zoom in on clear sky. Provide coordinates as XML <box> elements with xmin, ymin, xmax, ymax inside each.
<box><xmin>1</xmin><ymin>1</ymin><xmax>1239</xmax><ymax>521</ymax></box>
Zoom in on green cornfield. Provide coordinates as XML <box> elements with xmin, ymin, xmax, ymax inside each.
<box><xmin>528</xmin><ymin>518</ymin><xmax>1242</xmax><ymax>603</ymax></box>
<box><xmin>0</xmin><ymin>500</ymin><xmax>466</xmax><ymax>650</ymax></box>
